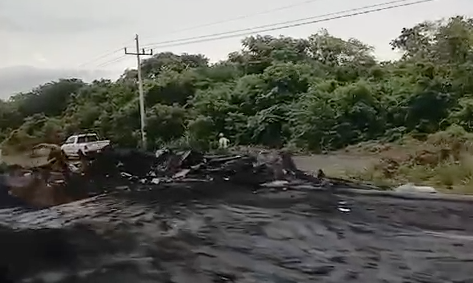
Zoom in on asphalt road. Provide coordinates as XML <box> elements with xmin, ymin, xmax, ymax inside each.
<box><xmin>0</xmin><ymin>184</ymin><xmax>472</xmax><ymax>282</ymax></box>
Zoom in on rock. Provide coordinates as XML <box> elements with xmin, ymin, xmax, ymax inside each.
<box><xmin>394</xmin><ymin>183</ymin><xmax>438</xmax><ymax>194</ymax></box>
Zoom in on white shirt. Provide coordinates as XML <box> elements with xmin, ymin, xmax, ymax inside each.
<box><xmin>218</xmin><ymin>137</ymin><xmax>229</xmax><ymax>149</ymax></box>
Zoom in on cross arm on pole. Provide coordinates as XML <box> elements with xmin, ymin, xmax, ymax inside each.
<box><xmin>124</xmin><ymin>47</ymin><xmax>153</xmax><ymax>56</ymax></box>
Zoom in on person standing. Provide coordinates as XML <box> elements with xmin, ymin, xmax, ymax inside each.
<box><xmin>218</xmin><ymin>133</ymin><xmax>229</xmax><ymax>149</ymax></box>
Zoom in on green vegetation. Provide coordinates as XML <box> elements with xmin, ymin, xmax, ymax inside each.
<box><xmin>340</xmin><ymin>125</ymin><xmax>473</xmax><ymax>192</ymax></box>
<box><xmin>1</xmin><ymin>16</ymin><xmax>473</xmax><ymax>169</ymax></box>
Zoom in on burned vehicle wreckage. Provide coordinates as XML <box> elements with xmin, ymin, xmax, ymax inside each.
<box><xmin>0</xmin><ymin>146</ymin><xmax>330</xmax><ymax>208</ymax></box>
<box><xmin>0</xmin><ymin>145</ymin><xmax>473</xmax><ymax>282</ymax></box>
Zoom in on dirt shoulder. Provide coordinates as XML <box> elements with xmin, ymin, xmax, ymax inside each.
<box><xmin>292</xmin><ymin>154</ymin><xmax>376</xmax><ymax>175</ymax></box>
<box><xmin>2</xmin><ymin>139</ymin><xmax>471</xmax><ymax>194</ymax></box>
<box><xmin>304</xmin><ymin>137</ymin><xmax>473</xmax><ymax>194</ymax></box>
<box><xmin>0</xmin><ymin>154</ymin><xmax>48</xmax><ymax>168</ymax></box>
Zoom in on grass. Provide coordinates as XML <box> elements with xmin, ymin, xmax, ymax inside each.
<box><xmin>0</xmin><ymin>152</ymin><xmax>49</xmax><ymax>168</ymax></box>
<box><xmin>341</xmin><ymin>166</ymin><xmax>397</xmax><ymax>189</ymax></box>
<box><xmin>336</xmin><ymin>127</ymin><xmax>473</xmax><ymax>194</ymax></box>
<box><xmin>341</xmin><ymin>158</ymin><xmax>473</xmax><ymax>194</ymax></box>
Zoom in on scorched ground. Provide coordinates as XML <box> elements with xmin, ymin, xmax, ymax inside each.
<box><xmin>0</xmin><ymin>149</ymin><xmax>472</xmax><ymax>282</ymax></box>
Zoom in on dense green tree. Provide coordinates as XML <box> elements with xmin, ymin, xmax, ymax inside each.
<box><xmin>1</xmin><ymin>16</ymin><xmax>473</xmax><ymax>152</ymax></box>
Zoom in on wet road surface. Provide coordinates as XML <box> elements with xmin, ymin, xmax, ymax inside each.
<box><xmin>0</xmin><ymin>184</ymin><xmax>473</xmax><ymax>283</ymax></box>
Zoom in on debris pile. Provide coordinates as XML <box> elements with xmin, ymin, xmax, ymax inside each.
<box><xmin>0</xmin><ymin>146</ymin><xmax>331</xmax><ymax>208</ymax></box>
<box><xmin>1</xmin><ymin>147</ymin><xmax>473</xmax><ymax>282</ymax></box>
<box><xmin>80</xmin><ymin>147</ymin><xmax>329</xmax><ymax>194</ymax></box>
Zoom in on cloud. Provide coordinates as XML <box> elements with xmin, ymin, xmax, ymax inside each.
<box><xmin>33</xmin><ymin>53</ymin><xmax>48</xmax><ymax>64</ymax></box>
<box><xmin>0</xmin><ymin>14</ymin><xmax>123</xmax><ymax>34</ymax></box>
<box><xmin>0</xmin><ymin>66</ymin><xmax>114</xmax><ymax>99</ymax></box>
<box><xmin>0</xmin><ymin>0</ymin><xmax>126</xmax><ymax>34</ymax></box>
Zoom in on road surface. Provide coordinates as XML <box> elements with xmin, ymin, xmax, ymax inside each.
<box><xmin>0</xmin><ymin>185</ymin><xmax>472</xmax><ymax>282</ymax></box>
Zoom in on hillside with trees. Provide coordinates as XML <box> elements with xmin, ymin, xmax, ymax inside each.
<box><xmin>1</xmin><ymin>16</ymin><xmax>472</xmax><ymax>154</ymax></box>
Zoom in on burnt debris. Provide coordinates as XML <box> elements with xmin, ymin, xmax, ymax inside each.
<box><xmin>81</xmin><ymin>147</ymin><xmax>326</xmax><ymax>188</ymax></box>
<box><xmin>0</xmin><ymin>147</ymin><xmax>331</xmax><ymax>209</ymax></box>
<box><xmin>1</xmin><ymin>149</ymin><xmax>472</xmax><ymax>283</ymax></box>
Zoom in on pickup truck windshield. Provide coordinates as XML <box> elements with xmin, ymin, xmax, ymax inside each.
<box><xmin>77</xmin><ymin>135</ymin><xmax>98</xmax><ymax>143</ymax></box>
<box><xmin>65</xmin><ymin>137</ymin><xmax>75</xmax><ymax>144</ymax></box>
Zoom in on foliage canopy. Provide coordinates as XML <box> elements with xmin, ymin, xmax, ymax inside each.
<box><xmin>2</xmin><ymin>16</ymin><xmax>473</xmax><ymax>152</ymax></box>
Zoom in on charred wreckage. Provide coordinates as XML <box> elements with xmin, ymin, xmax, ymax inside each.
<box><xmin>2</xmin><ymin>146</ymin><xmax>473</xmax><ymax>283</ymax></box>
<box><xmin>0</xmin><ymin>145</ymin><xmax>336</xmax><ymax>209</ymax></box>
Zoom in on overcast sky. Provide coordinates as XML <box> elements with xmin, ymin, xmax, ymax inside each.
<box><xmin>1</xmin><ymin>0</ymin><xmax>471</xmax><ymax>98</ymax></box>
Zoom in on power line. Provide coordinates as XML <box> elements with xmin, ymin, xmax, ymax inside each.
<box><xmin>76</xmin><ymin>0</ymin><xmax>321</xmax><ymax>69</ymax></box>
<box><xmin>142</xmin><ymin>0</ymin><xmax>433</xmax><ymax>49</ymax></box>
<box><xmin>154</xmin><ymin>0</ymin><xmax>324</xmax><ymax>36</ymax></box>
<box><xmin>77</xmin><ymin>48</ymin><xmax>122</xmax><ymax>67</ymax></box>
<box><xmin>143</xmin><ymin>0</ymin><xmax>423</xmax><ymax>48</ymax></box>
<box><xmin>96</xmin><ymin>55</ymin><xmax>128</xmax><ymax>68</ymax></box>
<box><xmin>87</xmin><ymin>0</ymin><xmax>435</xmax><ymax>69</ymax></box>
<box><xmin>77</xmin><ymin>40</ymin><xmax>133</xmax><ymax>68</ymax></box>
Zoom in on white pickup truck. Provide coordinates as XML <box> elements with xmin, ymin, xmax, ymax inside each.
<box><xmin>60</xmin><ymin>133</ymin><xmax>110</xmax><ymax>157</ymax></box>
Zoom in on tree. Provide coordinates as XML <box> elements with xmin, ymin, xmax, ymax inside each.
<box><xmin>1</xmin><ymin>15</ymin><xmax>473</xmax><ymax>152</ymax></box>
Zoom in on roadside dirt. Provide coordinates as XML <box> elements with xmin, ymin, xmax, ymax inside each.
<box><xmin>293</xmin><ymin>154</ymin><xmax>376</xmax><ymax>175</ymax></box>
<box><xmin>0</xmin><ymin>151</ymin><xmax>376</xmax><ymax>176</ymax></box>
<box><xmin>0</xmin><ymin>154</ymin><xmax>48</xmax><ymax>168</ymax></box>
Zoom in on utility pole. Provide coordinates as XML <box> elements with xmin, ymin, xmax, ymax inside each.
<box><xmin>124</xmin><ymin>34</ymin><xmax>153</xmax><ymax>150</ymax></box>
